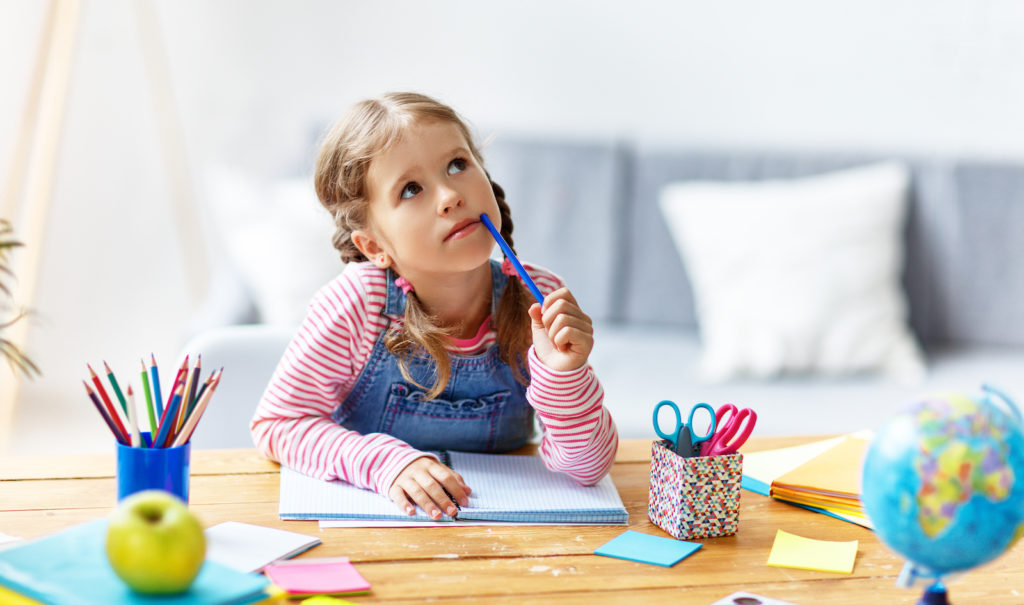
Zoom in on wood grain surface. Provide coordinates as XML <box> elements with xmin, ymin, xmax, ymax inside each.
<box><xmin>2</xmin><ymin>438</ymin><xmax>1020</xmax><ymax>604</ymax></box>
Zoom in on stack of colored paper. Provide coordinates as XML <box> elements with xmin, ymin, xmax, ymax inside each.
<box><xmin>768</xmin><ymin>435</ymin><xmax>870</xmax><ymax>525</ymax></box>
<box><xmin>263</xmin><ymin>557</ymin><xmax>371</xmax><ymax>598</ymax></box>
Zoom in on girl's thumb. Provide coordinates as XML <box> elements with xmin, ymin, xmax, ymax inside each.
<box><xmin>528</xmin><ymin>304</ymin><xmax>545</xmax><ymax>335</ymax></box>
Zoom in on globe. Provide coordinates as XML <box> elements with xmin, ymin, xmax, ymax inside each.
<box><xmin>862</xmin><ymin>385</ymin><xmax>1024</xmax><ymax>580</ymax></box>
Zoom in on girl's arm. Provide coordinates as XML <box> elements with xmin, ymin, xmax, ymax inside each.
<box><xmin>521</xmin><ymin>266</ymin><xmax>618</xmax><ymax>484</ymax></box>
<box><xmin>526</xmin><ymin>347</ymin><xmax>619</xmax><ymax>485</ymax></box>
<box><xmin>249</xmin><ymin>268</ymin><xmax>434</xmax><ymax>496</ymax></box>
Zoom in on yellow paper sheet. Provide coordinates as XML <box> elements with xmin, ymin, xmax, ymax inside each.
<box><xmin>742</xmin><ymin>436</ymin><xmax>848</xmax><ymax>486</ymax></box>
<box><xmin>766</xmin><ymin>529</ymin><xmax>858</xmax><ymax>573</ymax></box>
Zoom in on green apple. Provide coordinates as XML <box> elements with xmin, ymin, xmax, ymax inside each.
<box><xmin>105</xmin><ymin>489</ymin><xmax>206</xmax><ymax>595</ymax></box>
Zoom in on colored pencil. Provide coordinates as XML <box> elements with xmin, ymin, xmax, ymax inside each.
<box><xmin>87</xmin><ymin>364</ymin><xmax>129</xmax><ymax>439</ymax></box>
<box><xmin>103</xmin><ymin>360</ymin><xmax>128</xmax><ymax>415</ymax></box>
<box><xmin>125</xmin><ymin>385</ymin><xmax>140</xmax><ymax>447</ymax></box>
<box><xmin>140</xmin><ymin>360</ymin><xmax>158</xmax><ymax>440</ymax></box>
<box><xmin>172</xmin><ymin>368</ymin><xmax>222</xmax><ymax>447</ymax></box>
<box><xmin>167</xmin><ymin>355</ymin><xmax>188</xmax><ymax>410</ymax></box>
<box><xmin>183</xmin><ymin>370</ymin><xmax>213</xmax><ymax>426</ymax></box>
<box><xmin>179</xmin><ymin>355</ymin><xmax>201</xmax><ymax>432</ymax></box>
<box><xmin>189</xmin><ymin>376</ymin><xmax>212</xmax><ymax>418</ymax></box>
<box><xmin>149</xmin><ymin>354</ymin><xmax>163</xmax><ymax>417</ymax></box>
<box><xmin>154</xmin><ymin>384</ymin><xmax>185</xmax><ymax>448</ymax></box>
<box><xmin>479</xmin><ymin>213</ymin><xmax>545</xmax><ymax>304</ymax></box>
<box><xmin>84</xmin><ymin>381</ymin><xmax>128</xmax><ymax>445</ymax></box>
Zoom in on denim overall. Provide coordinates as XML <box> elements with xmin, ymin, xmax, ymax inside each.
<box><xmin>331</xmin><ymin>260</ymin><xmax>534</xmax><ymax>452</ymax></box>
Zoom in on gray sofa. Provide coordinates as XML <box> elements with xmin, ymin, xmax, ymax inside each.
<box><xmin>184</xmin><ymin>138</ymin><xmax>1024</xmax><ymax>448</ymax></box>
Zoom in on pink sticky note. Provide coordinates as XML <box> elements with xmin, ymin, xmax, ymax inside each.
<box><xmin>263</xmin><ymin>556</ymin><xmax>371</xmax><ymax>595</ymax></box>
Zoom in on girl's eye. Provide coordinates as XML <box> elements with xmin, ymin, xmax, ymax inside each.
<box><xmin>400</xmin><ymin>182</ymin><xmax>422</xmax><ymax>200</ymax></box>
<box><xmin>447</xmin><ymin>158</ymin><xmax>468</xmax><ymax>175</ymax></box>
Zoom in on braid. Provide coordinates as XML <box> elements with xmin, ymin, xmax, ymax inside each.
<box><xmin>494</xmin><ymin>181</ymin><xmax>514</xmax><ymax>248</ymax></box>
<box><xmin>492</xmin><ymin>180</ymin><xmax>533</xmax><ymax>384</ymax></box>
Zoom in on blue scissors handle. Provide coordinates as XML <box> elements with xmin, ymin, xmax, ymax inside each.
<box><xmin>652</xmin><ymin>400</ymin><xmax>683</xmax><ymax>442</ymax></box>
<box><xmin>652</xmin><ymin>400</ymin><xmax>717</xmax><ymax>456</ymax></box>
<box><xmin>685</xmin><ymin>402</ymin><xmax>717</xmax><ymax>451</ymax></box>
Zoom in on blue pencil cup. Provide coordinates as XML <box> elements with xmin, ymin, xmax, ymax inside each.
<box><xmin>116</xmin><ymin>432</ymin><xmax>191</xmax><ymax>503</ymax></box>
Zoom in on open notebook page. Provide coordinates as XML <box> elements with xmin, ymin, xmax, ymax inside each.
<box><xmin>280</xmin><ymin>452</ymin><xmax>627</xmax><ymax>524</ymax></box>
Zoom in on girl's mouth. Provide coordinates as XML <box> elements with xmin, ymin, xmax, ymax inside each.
<box><xmin>445</xmin><ymin>219</ymin><xmax>480</xmax><ymax>241</ymax></box>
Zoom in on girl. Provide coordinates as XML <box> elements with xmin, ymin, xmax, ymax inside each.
<box><xmin>251</xmin><ymin>92</ymin><xmax>618</xmax><ymax>520</ymax></box>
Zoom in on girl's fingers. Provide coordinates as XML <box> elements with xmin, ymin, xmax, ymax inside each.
<box><xmin>401</xmin><ymin>479</ymin><xmax>445</xmax><ymax>519</ymax></box>
<box><xmin>540</xmin><ymin>296</ymin><xmax>592</xmax><ymax>331</ymax></box>
<box><xmin>545</xmin><ymin>314</ymin><xmax>592</xmax><ymax>343</ymax></box>
<box><xmin>388</xmin><ymin>485</ymin><xmax>417</xmax><ymax>516</ymax></box>
<box><xmin>430</xmin><ymin>466</ymin><xmax>470</xmax><ymax>507</ymax></box>
<box><xmin>553</xmin><ymin>325</ymin><xmax>593</xmax><ymax>352</ymax></box>
<box><xmin>541</xmin><ymin>286</ymin><xmax>579</xmax><ymax>308</ymax></box>
<box><xmin>415</xmin><ymin>471</ymin><xmax>461</xmax><ymax>518</ymax></box>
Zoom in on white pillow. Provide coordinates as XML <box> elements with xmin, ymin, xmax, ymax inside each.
<box><xmin>206</xmin><ymin>171</ymin><xmax>343</xmax><ymax>327</ymax></box>
<box><xmin>659</xmin><ymin>162</ymin><xmax>926</xmax><ymax>383</ymax></box>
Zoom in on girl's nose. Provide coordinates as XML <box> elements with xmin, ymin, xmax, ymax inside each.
<box><xmin>438</xmin><ymin>186</ymin><xmax>463</xmax><ymax>215</ymax></box>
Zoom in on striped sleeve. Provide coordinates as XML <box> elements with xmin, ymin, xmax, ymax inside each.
<box><xmin>249</xmin><ymin>264</ymin><xmax>435</xmax><ymax>495</ymax></box>
<box><xmin>521</xmin><ymin>264</ymin><xmax>619</xmax><ymax>485</ymax></box>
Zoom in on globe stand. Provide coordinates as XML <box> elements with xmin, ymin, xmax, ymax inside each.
<box><xmin>918</xmin><ymin>581</ymin><xmax>950</xmax><ymax>605</ymax></box>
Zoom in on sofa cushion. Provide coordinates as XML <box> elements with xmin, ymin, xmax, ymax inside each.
<box><xmin>657</xmin><ymin>162</ymin><xmax>924</xmax><ymax>382</ymax></box>
<box><xmin>621</xmin><ymin>148</ymin><xmax>1024</xmax><ymax>347</ymax></box>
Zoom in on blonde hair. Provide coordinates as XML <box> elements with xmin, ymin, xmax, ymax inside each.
<box><xmin>314</xmin><ymin>92</ymin><xmax>533</xmax><ymax>399</ymax></box>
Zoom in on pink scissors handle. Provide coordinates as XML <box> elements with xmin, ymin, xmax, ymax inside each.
<box><xmin>700</xmin><ymin>404</ymin><xmax>757</xmax><ymax>457</ymax></box>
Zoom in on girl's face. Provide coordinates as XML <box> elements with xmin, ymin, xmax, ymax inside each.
<box><xmin>356</xmin><ymin>120</ymin><xmax>499</xmax><ymax>279</ymax></box>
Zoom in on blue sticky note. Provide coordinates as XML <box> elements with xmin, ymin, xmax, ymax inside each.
<box><xmin>594</xmin><ymin>530</ymin><xmax>702</xmax><ymax>567</ymax></box>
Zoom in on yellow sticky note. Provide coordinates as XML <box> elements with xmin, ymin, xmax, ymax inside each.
<box><xmin>301</xmin><ymin>597</ymin><xmax>361</xmax><ymax>605</ymax></box>
<box><xmin>766</xmin><ymin>529</ymin><xmax>858</xmax><ymax>573</ymax></box>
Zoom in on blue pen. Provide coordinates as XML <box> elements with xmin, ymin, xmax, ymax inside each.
<box><xmin>479</xmin><ymin>213</ymin><xmax>545</xmax><ymax>305</ymax></box>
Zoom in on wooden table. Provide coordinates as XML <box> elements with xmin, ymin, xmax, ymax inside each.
<box><xmin>2</xmin><ymin>437</ymin><xmax>1022</xmax><ymax>604</ymax></box>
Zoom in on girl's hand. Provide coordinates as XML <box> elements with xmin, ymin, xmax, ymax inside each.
<box><xmin>528</xmin><ymin>287</ymin><xmax>594</xmax><ymax>372</ymax></box>
<box><xmin>389</xmin><ymin>456</ymin><xmax>471</xmax><ymax>519</ymax></box>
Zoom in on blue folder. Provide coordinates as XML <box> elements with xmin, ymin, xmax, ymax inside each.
<box><xmin>0</xmin><ymin>519</ymin><xmax>270</xmax><ymax>605</ymax></box>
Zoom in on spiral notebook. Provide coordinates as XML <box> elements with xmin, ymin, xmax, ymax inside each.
<box><xmin>279</xmin><ymin>451</ymin><xmax>628</xmax><ymax>524</ymax></box>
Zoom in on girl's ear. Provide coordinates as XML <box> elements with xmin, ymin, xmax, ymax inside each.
<box><xmin>352</xmin><ymin>229</ymin><xmax>391</xmax><ymax>268</ymax></box>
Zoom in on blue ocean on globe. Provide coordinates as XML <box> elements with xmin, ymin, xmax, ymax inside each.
<box><xmin>862</xmin><ymin>387</ymin><xmax>1024</xmax><ymax>575</ymax></box>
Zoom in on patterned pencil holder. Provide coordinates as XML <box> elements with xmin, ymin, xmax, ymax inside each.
<box><xmin>648</xmin><ymin>440</ymin><xmax>743</xmax><ymax>540</ymax></box>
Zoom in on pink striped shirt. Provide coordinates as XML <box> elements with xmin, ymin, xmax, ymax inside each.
<box><xmin>250</xmin><ymin>262</ymin><xmax>618</xmax><ymax>496</ymax></box>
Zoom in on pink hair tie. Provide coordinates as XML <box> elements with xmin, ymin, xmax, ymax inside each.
<box><xmin>501</xmin><ymin>258</ymin><xmax>519</xmax><ymax>277</ymax></box>
<box><xmin>395</xmin><ymin>276</ymin><xmax>414</xmax><ymax>295</ymax></box>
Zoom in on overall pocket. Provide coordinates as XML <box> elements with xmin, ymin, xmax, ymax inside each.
<box><xmin>381</xmin><ymin>383</ymin><xmax>511</xmax><ymax>452</ymax></box>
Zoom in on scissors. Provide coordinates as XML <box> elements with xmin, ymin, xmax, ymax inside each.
<box><xmin>652</xmin><ymin>400</ymin><xmax>717</xmax><ymax>458</ymax></box>
<box><xmin>699</xmin><ymin>404</ymin><xmax>757</xmax><ymax>457</ymax></box>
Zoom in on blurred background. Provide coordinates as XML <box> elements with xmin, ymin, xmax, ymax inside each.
<box><xmin>2</xmin><ymin>0</ymin><xmax>1023</xmax><ymax>455</ymax></box>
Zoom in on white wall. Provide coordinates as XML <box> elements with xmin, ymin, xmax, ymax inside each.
<box><xmin>2</xmin><ymin>0</ymin><xmax>1023</xmax><ymax>454</ymax></box>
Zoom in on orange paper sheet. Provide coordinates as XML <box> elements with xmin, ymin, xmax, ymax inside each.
<box><xmin>770</xmin><ymin>435</ymin><xmax>869</xmax><ymax>498</ymax></box>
